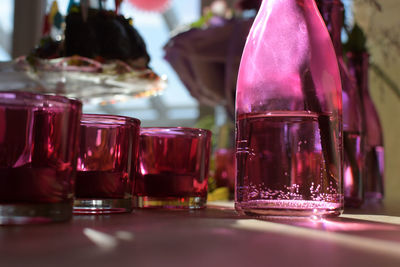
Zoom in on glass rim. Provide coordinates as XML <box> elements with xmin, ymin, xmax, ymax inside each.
<box><xmin>0</xmin><ymin>91</ymin><xmax>82</xmax><ymax>108</ymax></box>
<box><xmin>81</xmin><ymin>113</ymin><xmax>141</xmax><ymax>126</ymax></box>
<box><xmin>140</xmin><ymin>127</ymin><xmax>211</xmax><ymax>138</ymax></box>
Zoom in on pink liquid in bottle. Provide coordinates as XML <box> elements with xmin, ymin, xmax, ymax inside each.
<box><xmin>236</xmin><ymin>111</ymin><xmax>341</xmax><ymax>215</ymax></box>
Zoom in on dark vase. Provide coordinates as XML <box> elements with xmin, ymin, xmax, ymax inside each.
<box><xmin>347</xmin><ymin>52</ymin><xmax>385</xmax><ymax>202</ymax></box>
<box><xmin>317</xmin><ymin>0</ymin><xmax>364</xmax><ymax>207</ymax></box>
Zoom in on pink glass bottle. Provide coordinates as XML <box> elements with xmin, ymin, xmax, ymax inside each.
<box><xmin>317</xmin><ymin>0</ymin><xmax>364</xmax><ymax>207</ymax></box>
<box><xmin>347</xmin><ymin>52</ymin><xmax>384</xmax><ymax>201</ymax></box>
<box><xmin>235</xmin><ymin>0</ymin><xmax>343</xmax><ymax>217</ymax></box>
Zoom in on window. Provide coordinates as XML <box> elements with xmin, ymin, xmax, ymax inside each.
<box><xmin>0</xmin><ymin>0</ymin><xmax>14</xmax><ymax>61</ymax></box>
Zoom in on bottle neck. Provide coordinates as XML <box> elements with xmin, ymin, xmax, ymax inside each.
<box><xmin>347</xmin><ymin>52</ymin><xmax>370</xmax><ymax>96</ymax></box>
<box><xmin>316</xmin><ymin>0</ymin><xmax>344</xmax><ymax>57</ymax></box>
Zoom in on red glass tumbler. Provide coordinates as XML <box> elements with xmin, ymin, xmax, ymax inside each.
<box><xmin>134</xmin><ymin>127</ymin><xmax>212</xmax><ymax>209</ymax></box>
<box><xmin>74</xmin><ymin>114</ymin><xmax>140</xmax><ymax>214</ymax></box>
<box><xmin>0</xmin><ymin>91</ymin><xmax>82</xmax><ymax>224</ymax></box>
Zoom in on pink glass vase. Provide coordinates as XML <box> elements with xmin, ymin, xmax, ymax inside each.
<box><xmin>317</xmin><ymin>0</ymin><xmax>364</xmax><ymax>208</ymax></box>
<box><xmin>347</xmin><ymin>52</ymin><xmax>384</xmax><ymax>202</ymax></box>
<box><xmin>235</xmin><ymin>0</ymin><xmax>343</xmax><ymax>217</ymax></box>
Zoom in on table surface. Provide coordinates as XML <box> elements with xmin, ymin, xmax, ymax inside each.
<box><xmin>1</xmin><ymin>201</ymin><xmax>400</xmax><ymax>267</ymax></box>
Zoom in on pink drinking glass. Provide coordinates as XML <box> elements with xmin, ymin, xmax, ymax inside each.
<box><xmin>73</xmin><ymin>114</ymin><xmax>140</xmax><ymax>214</ymax></box>
<box><xmin>134</xmin><ymin>127</ymin><xmax>212</xmax><ymax>209</ymax></box>
<box><xmin>0</xmin><ymin>91</ymin><xmax>82</xmax><ymax>224</ymax></box>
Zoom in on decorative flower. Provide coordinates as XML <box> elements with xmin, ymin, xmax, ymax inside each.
<box><xmin>126</xmin><ymin>0</ymin><xmax>171</xmax><ymax>12</ymax></box>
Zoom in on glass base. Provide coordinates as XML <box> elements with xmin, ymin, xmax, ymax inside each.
<box><xmin>133</xmin><ymin>196</ymin><xmax>206</xmax><ymax>209</ymax></box>
<box><xmin>0</xmin><ymin>202</ymin><xmax>72</xmax><ymax>225</ymax></box>
<box><xmin>73</xmin><ymin>198</ymin><xmax>132</xmax><ymax>214</ymax></box>
<box><xmin>235</xmin><ymin>200</ymin><xmax>343</xmax><ymax>218</ymax></box>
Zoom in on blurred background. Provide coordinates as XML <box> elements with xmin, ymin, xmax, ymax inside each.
<box><xmin>0</xmin><ymin>0</ymin><xmax>398</xmax><ymax>203</ymax></box>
